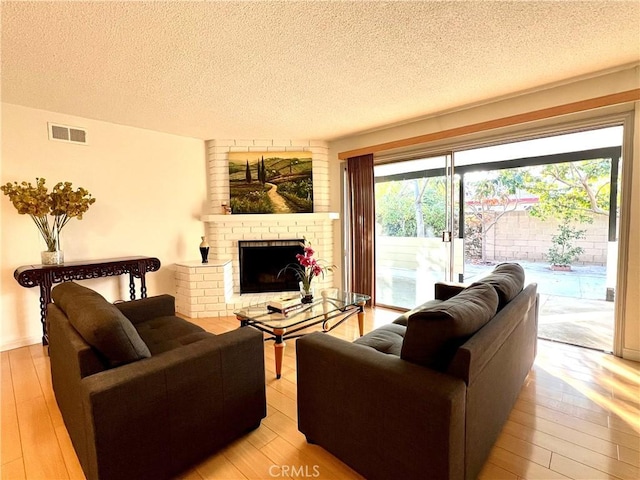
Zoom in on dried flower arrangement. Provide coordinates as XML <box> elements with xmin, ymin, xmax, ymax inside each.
<box><xmin>1</xmin><ymin>178</ymin><xmax>96</xmax><ymax>257</ymax></box>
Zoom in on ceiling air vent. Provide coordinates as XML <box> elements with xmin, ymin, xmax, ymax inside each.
<box><xmin>48</xmin><ymin>123</ymin><xmax>88</xmax><ymax>145</ymax></box>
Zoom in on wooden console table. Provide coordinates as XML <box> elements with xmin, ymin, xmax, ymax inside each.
<box><xmin>14</xmin><ymin>256</ymin><xmax>161</xmax><ymax>345</ymax></box>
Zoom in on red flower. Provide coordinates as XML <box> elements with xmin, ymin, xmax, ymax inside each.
<box><xmin>279</xmin><ymin>238</ymin><xmax>336</xmax><ymax>293</ymax></box>
<box><xmin>312</xmin><ymin>263</ymin><xmax>323</xmax><ymax>276</ymax></box>
<box><xmin>296</xmin><ymin>253</ymin><xmax>312</xmax><ymax>267</ymax></box>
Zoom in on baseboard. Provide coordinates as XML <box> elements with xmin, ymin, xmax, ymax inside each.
<box><xmin>622</xmin><ymin>348</ymin><xmax>640</xmax><ymax>362</ymax></box>
<box><xmin>1</xmin><ymin>335</ymin><xmax>42</xmax><ymax>352</ymax></box>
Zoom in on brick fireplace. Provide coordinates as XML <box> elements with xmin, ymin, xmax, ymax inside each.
<box><xmin>174</xmin><ymin>139</ymin><xmax>338</xmax><ymax>318</ymax></box>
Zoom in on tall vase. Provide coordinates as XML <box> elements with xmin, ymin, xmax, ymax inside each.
<box><xmin>41</xmin><ymin>227</ymin><xmax>63</xmax><ymax>266</ymax></box>
<box><xmin>199</xmin><ymin>236</ymin><xmax>209</xmax><ymax>264</ymax></box>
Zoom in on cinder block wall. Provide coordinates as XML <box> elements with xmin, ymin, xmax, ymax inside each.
<box><xmin>489</xmin><ymin>211</ymin><xmax>610</xmax><ymax>265</ymax></box>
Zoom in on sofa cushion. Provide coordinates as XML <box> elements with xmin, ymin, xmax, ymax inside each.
<box><xmin>135</xmin><ymin>315</ymin><xmax>210</xmax><ymax>354</ymax></box>
<box><xmin>353</xmin><ymin>323</ymin><xmax>406</xmax><ymax>356</ymax></box>
<box><xmin>51</xmin><ymin>282</ymin><xmax>151</xmax><ymax>367</ymax></box>
<box><xmin>401</xmin><ymin>283</ymin><xmax>499</xmax><ymax>370</ymax></box>
<box><xmin>392</xmin><ymin>299</ymin><xmax>443</xmax><ymax>327</ymax></box>
<box><xmin>473</xmin><ymin>263</ymin><xmax>525</xmax><ymax>310</ymax></box>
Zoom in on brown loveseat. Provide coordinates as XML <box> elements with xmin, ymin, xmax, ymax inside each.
<box><xmin>47</xmin><ymin>282</ymin><xmax>266</xmax><ymax>480</ymax></box>
<box><xmin>296</xmin><ymin>263</ymin><xmax>538</xmax><ymax>480</ymax></box>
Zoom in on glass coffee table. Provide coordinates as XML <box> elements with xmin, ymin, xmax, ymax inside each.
<box><xmin>235</xmin><ymin>290</ymin><xmax>370</xmax><ymax>379</ymax></box>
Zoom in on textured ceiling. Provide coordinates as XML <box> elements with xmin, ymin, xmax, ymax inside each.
<box><xmin>2</xmin><ymin>1</ymin><xmax>639</xmax><ymax>141</ymax></box>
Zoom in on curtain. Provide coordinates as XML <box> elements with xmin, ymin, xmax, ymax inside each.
<box><xmin>347</xmin><ymin>154</ymin><xmax>375</xmax><ymax>303</ymax></box>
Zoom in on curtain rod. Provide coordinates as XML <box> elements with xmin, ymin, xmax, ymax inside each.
<box><xmin>338</xmin><ymin>88</ymin><xmax>640</xmax><ymax>160</ymax></box>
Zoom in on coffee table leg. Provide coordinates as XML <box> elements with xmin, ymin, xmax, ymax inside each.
<box><xmin>274</xmin><ymin>328</ymin><xmax>286</xmax><ymax>379</ymax></box>
<box><xmin>357</xmin><ymin>301</ymin><xmax>365</xmax><ymax>337</ymax></box>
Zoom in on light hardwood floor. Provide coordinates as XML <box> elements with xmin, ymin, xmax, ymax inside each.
<box><xmin>1</xmin><ymin>307</ymin><xmax>639</xmax><ymax>480</ymax></box>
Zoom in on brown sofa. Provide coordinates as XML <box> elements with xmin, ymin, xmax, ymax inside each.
<box><xmin>47</xmin><ymin>282</ymin><xmax>266</xmax><ymax>480</ymax></box>
<box><xmin>296</xmin><ymin>263</ymin><xmax>538</xmax><ymax>480</ymax></box>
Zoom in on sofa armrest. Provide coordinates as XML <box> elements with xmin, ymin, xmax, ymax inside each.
<box><xmin>78</xmin><ymin>327</ymin><xmax>266</xmax><ymax>480</ymax></box>
<box><xmin>114</xmin><ymin>294</ymin><xmax>175</xmax><ymax>324</ymax></box>
<box><xmin>296</xmin><ymin>332</ymin><xmax>466</xmax><ymax>480</ymax></box>
<box><xmin>434</xmin><ymin>281</ymin><xmax>466</xmax><ymax>300</ymax></box>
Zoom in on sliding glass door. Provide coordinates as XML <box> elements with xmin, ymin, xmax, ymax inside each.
<box><xmin>374</xmin><ymin>153</ymin><xmax>459</xmax><ymax>309</ymax></box>
<box><xmin>453</xmin><ymin>126</ymin><xmax>623</xmax><ymax>352</ymax></box>
<box><xmin>357</xmin><ymin>120</ymin><xmax>624</xmax><ymax>352</ymax></box>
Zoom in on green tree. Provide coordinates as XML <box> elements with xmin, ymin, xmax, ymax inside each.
<box><xmin>465</xmin><ymin>169</ymin><xmax>523</xmax><ymax>263</ymax></box>
<box><xmin>522</xmin><ymin>159</ymin><xmax>611</xmax><ymax>267</ymax></box>
<box><xmin>245</xmin><ymin>160</ymin><xmax>252</xmax><ymax>183</ymax></box>
<box><xmin>375</xmin><ymin>181</ymin><xmax>416</xmax><ymax>236</ymax></box>
<box><xmin>523</xmin><ymin>159</ymin><xmax>611</xmax><ymax>222</ymax></box>
<box><xmin>412</xmin><ymin>179</ymin><xmax>427</xmax><ymax>237</ymax></box>
<box><xmin>375</xmin><ymin>178</ymin><xmax>446</xmax><ymax>238</ymax></box>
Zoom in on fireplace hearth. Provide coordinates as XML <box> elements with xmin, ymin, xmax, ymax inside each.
<box><xmin>238</xmin><ymin>239</ymin><xmax>304</xmax><ymax>294</ymax></box>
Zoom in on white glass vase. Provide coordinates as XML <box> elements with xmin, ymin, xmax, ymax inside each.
<box><xmin>299</xmin><ymin>282</ymin><xmax>314</xmax><ymax>304</ymax></box>
<box><xmin>40</xmin><ymin>227</ymin><xmax>63</xmax><ymax>265</ymax></box>
<box><xmin>41</xmin><ymin>249</ymin><xmax>64</xmax><ymax>265</ymax></box>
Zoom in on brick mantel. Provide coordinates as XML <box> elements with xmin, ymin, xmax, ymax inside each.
<box><xmin>201</xmin><ymin>212</ymin><xmax>339</xmax><ymax>223</ymax></box>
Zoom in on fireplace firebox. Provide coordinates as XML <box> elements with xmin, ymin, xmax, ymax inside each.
<box><xmin>238</xmin><ymin>239</ymin><xmax>304</xmax><ymax>294</ymax></box>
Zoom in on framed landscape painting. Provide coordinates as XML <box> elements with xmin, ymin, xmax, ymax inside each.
<box><xmin>228</xmin><ymin>151</ymin><xmax>313</xmax><ymax>214</ymax></box>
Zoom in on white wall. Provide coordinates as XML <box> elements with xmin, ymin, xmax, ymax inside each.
<box><xmin>329</xmin><ymin>66</ymin><xmax>640</xmax><ymax>360</ymax></box>
<box><xmin>1</xmin><ymin>103</ymin><xmax>207</xmax><ymax>350</ymax></box>
<box><xmin>623</xmin><ymin>103</ymin><xmax>640</xmax><ymax>360</ymax></box>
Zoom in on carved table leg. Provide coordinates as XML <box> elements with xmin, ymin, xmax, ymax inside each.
<box><xmin>273</xmin><ymin>328</ymin><xmax>286</xmax><ymax>379</ymax></box>
<box><xmin>128</xmin><ymin>273</ymin><xmax>136</xmax><ymax>300</ymax></box>
<box><xmin>140</xmin><ymin>272</ymin><xmax>148</xmax><ymax>298</ymax></box>
<box><xmin>39</xmin><ymin>276</ymin><xmax>53</xmax><ymax>345</ymax></box>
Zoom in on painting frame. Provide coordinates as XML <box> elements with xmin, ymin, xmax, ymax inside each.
<box><xmin>228</xmin><ymin>151</ymin><xmax>313</xmax><ymax>214</ymax></box>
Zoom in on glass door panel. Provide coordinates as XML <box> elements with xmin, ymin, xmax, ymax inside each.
<box><xmin>374</xmin><ymin>154</ymin><xmax>456</xmax><ymax>309</ymax></box>
<box><xmin>455</xmin><ymin>125</ymin><xmax>622</xmax><ymax>352</ymax></box>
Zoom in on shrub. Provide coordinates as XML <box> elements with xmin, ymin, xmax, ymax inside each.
<box><xmin>547</xmin><ymin>221</ymin><xmax>586</xmax><ymax>267</ymax></box>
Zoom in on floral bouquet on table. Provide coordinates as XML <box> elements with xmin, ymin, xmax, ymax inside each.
<box><xmin>279</xmin><ymin>238</ymin><xmax>336</xmax><ymax>303</ymax></box>
<box><xmin>1</xmin><ymin>178</ymin><xmax>96</xmax><ymax>264</ymax></box>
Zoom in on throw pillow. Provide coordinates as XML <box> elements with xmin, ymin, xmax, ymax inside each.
<box><xmin>51</xmin><ymin>282</ymin><xmax>151</xmax><ymax>367</ymax></box>
<box><xmin>473</xmin><ymin>262</ymin><xmax>525</xmax><ymax>310</ymax></box>
<box><xmin>401</xmin><ymin>283</ymin><xmax>499</xmax><ymax>370</ymax></box>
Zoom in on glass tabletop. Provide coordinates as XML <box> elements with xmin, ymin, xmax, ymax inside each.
<box><xmin>234</xmin><ymin>290</ymin><xmax>370</xmax><ymax>329</ymax></box>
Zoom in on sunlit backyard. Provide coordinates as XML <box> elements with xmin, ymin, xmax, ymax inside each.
<box><xmin>374</xmin><ymin>126</ymin><xmax>622</xmax><ymax>352</ymax></box>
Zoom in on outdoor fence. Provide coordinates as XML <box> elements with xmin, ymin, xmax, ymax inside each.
<box><xmin>376</xmin><ymin>210</ymin><xmax>611</xmax><ymax>271</ymax></box>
